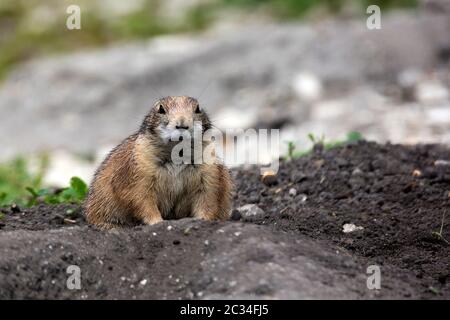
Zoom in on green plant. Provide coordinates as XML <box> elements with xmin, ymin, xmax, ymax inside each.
<box><xmin>26</xmin><ymin>177</ymin><xmax>88</xmax><ymax>206</ymax></box>
<box><xmin>346</xmin><ymin>131</ymin><xmax>363</xmax><ymax>142</ymax></box>
<box><xmin>286</xmin><ymin>141</ymin><xmax>296</xmax><ymax>160</ymax></box>
<box><xmin>285</xmin><ymin>131</ymin><xmax>364</xmax><ymax>160</ymax></box>
<box><xmin>429</xmin><ymin>286</ymin><xmax>440</xmax><ymax>295</ymax></box>
<box><xmin>0</xmin><ymin>155</ymin><xmax>49</xmax><ymax>206</ymax></box>
<box><xmin>432</xmin><ymin>211</ymin><xmax>449</xmax><ymax>245</ymax></box>
<box><xmin>0</xmin><ymin>152</ymin><xmax>90</xmax><ymax>207</ymax></box>
<box><xmin>220</xmin><ymin>0</ymin><xmax>417</xmax><ymax>20</ymax></box>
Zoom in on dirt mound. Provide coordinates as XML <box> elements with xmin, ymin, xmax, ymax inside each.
<box><xmin>0</xmin><ymin>141</ymin><xmax>449</xmax><ymax>299</ymax></box>
<box><xmin>233</xmin><ymin>141</ymin><xmax>450</xmax><ymax>298</ymax></box>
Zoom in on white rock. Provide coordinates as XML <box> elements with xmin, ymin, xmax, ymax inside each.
<box><xmin>343</xmin><ymin>223</ymin><xmax>364</xmax><ymax>233</ymax></box>
<box><xmin>398</xmin><ymin>69</ymin><xmax>421</xmax><ymax>88</ymax></box>
<box><xmin>426</xmin><ymin>107</ymin><xmax>450</xmax><ymax>125</ymax></box>
<box><xmin>289</xmin><ymin>188</ymin><xmax>297</xmax><ymax>197</ymax></box>
<box><xmin>139</xmin><ymin>279</ymin><xmax>147</xmax><ymax>286</ymax></box>
<box><xmin>299</xmin><ymin>194</ymin><xmax>308</xmax><ymax>202</ymax></box>
<box><xmin>292</xmin><ymin>71</ymin><xmax>322</xmax><ymax>102</ymax></box>
<box><xmin>416</xmin><ymin>80</ymin><xmax>449</xmax><ymax>104</ymax></box>
<box><xmin>435</xmin><ymin>160</ymin><xmax>450</xmax><ymax>166</ymax></box>
<box><xmin>236</xmin><ymin>204</ymin><xmax>265</xmax><ymax>218</ymax></box>
<box><xmin>311</xmin><ymin>99</ymin><xmax>348</xmax><ymax>120</ymax></box>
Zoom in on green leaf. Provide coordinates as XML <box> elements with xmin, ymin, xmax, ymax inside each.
<box><xmin>70</xmin><ymin>177</ymin><xmax>88</xmax><ymax>200</ymax></box>
<box><xmin>44</xmin><ymin>196</ymin><xmax>61</xmax><ymax>205</ymax></box>
<box><xmin>25</xmin><ymin>187</ymin><xmax>38</xmax><ymax>198</ymax></box>
<box><xmin>346</xmin><ymin>131</ymin><xmax>363</xmax><ymax>142</ymax></box>
<box><xmin>38</xmin><ymin>189</ymin><xmax>51</xmax><ymax>197</ymax></box>
<box><xmin>0</xmin><ymin>192</ymin><xmax>7</xmax><ymax>205</ymax></box>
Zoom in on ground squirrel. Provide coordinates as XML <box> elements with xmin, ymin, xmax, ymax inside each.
<box><xmin>85</xmin><ymin>96</ymin><xmax>232</xmax><ymax>229</ymax></box>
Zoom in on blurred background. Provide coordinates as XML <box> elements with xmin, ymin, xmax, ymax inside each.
<box><xmin>0</xmin><ymin>0</ymin><xmax>449</xmax><ymax>205</ymax></box>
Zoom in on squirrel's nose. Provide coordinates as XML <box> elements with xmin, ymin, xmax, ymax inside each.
<box><xmin>176</xmin><ymin>125</ymin><xmax>189</xmax><ymax>130</ymax></box>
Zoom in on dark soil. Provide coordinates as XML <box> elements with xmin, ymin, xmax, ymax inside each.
<box><xmin>233</xmin><ymin>141</ymin><xmax>450</xmax><ymax>297</ymax></box>
<box><xmin>0</xmin><ymin>204</ymin><xmax>84</xmax><ymax>231</ymax></box>
<box><xmin>0</xmin><ymin>141</ymin><xmax>449</xmax><ymax>299</ymax></box>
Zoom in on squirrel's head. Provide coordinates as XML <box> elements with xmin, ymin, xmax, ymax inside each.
<box><xmin>141</xmin><ymin>96</ymin><xmax>212</xmax><ymax>143</ymax></box>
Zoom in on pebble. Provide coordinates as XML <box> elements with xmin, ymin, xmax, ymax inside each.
<box><xmin>412</xmin><ymin>169</ymin><xmax>422</xmax><ymax>177</ymax></box>
<box><xmin>435</xmin><ymin>160</ymin><xmax>450</xmax><ymax>167</ymax></box>
<box><xmin>261</xmin><ymin>170</ymin><xmax>277</xmax><ymax>186</ymax></box>
<box><xmin>292</xmin><ymin>71</ymin><xmax>323</xmax><ymax>101</ymax></box>
<box><xmin>416</xmin><ymin>79</ymin><xmax>449</xmax><ymax>104</ymax></box>
<box><xmin>63</xmin><ymin>218</ymin><xmax>77</xmax><ymax>224</ymax></box>
<box><xmin>343</xmin><ymin>223</ymin><xmax>364</xmax><ymax>233</ymax></box>
<box><xmin>352</xmin><ymin>168</ymin><xmax>363</xmax><ymax>176</ymax></box>
<box><xmin>139</xmin><ymin>279</ymin><xmax>147</xmax><ymax>286</ymax></box>
<box><xmin>108</xmin><ymin>228</ymin><xmax>120</xmax><ymax>235</ymax></box>
<box><xmin>236</xmin><ymin>204</ymin><xmax>265</xmax><ymax>218</ymax></box>
<box><xmin>10</xmin><ymin>203</ymin><xmax>21</xmax><ymax>213</ymax></box>
<box><xmin>298</xmin><ymin>194</ymin><xmax>308</xmax><ymax>202</ymax></box>
<box><xmin>288</xmin><ymin>188</ymin><xmax>297</xmax><ymax>197</ymax></box>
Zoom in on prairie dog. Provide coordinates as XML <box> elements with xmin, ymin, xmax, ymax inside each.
<box><xmin>85</xmin><ymin>96</ymin><xmax>232</xmax><ymax>229</ymax></box>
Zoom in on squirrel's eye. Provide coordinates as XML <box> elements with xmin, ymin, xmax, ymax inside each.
<box><xmin>195</xmin><ymin>105</ymin><xmax>201</xmax><ymax>114</ymax></box>
<box><xmin>158</xmin><ymin>105</ymin><xmax>166</xmax><ymax>114</ymax></box>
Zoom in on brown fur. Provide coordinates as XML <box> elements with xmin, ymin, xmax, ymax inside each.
<box><xmin>84</xmin><ymin>96</ymin><xmax>232</xmax><ymax>230</ymax></box>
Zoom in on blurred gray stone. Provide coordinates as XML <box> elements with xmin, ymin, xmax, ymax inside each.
<box><xmin>236</xmin><ymin>204</ymin><xmax>265</xmax><ymax>218</ymax></box>
<box><xmin>0</xmin><ymin>12</ymin><xmax>449</xmax><ymax>162</ymax></box>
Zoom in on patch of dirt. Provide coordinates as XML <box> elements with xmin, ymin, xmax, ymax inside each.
<box><xmin>0</xmin><ymin>141</ymin><xmax>449</xmax><ymax>299</ymax></box>
<box><xmin>0</xmin><ymin>204</ymin><xmax>84</xmax><ymax>231</ymax></box>
<box><xmin>234</xmin><ymin>141</ymin><xmax>450</xmax><ymax>298</ymax></box>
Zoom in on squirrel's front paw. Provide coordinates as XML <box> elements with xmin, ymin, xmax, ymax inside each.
<box><xmin>143</xmin><ymin>216</ymin><xmax>163</xmax><ymax>225</ymax></box>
